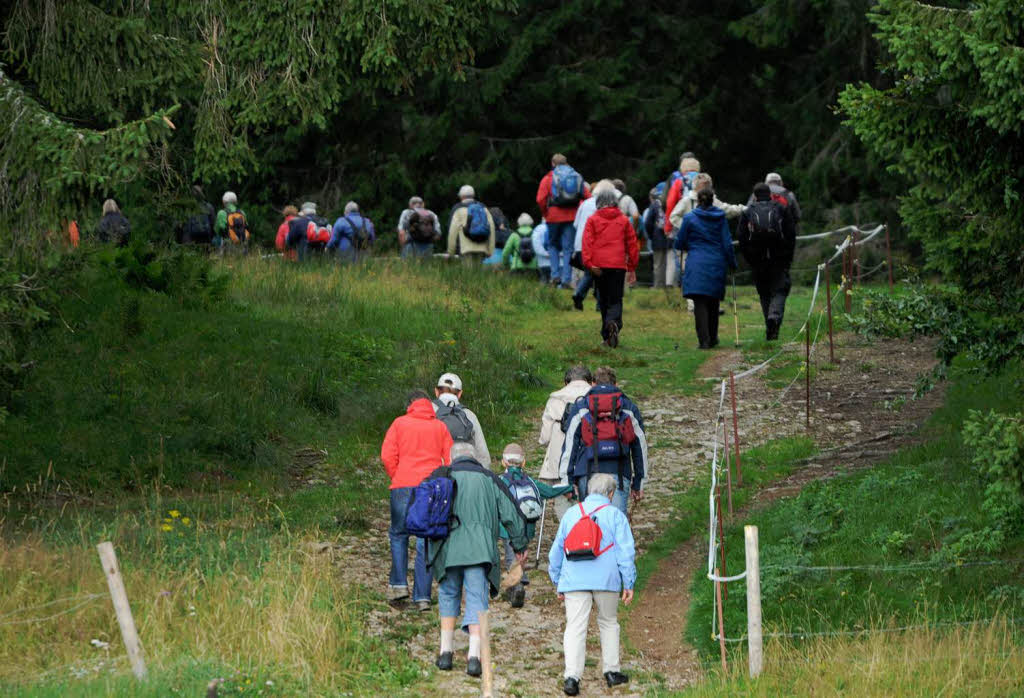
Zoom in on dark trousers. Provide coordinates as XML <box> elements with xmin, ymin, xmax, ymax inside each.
<box><xmin>751</xmin><ymin>265</ymin><xmax>792</xmax><ymax>326</ymax></box>
<box><xmin>595</xmin><ymin>269</ymin><xmax>626</xmax><ymax>339</ymax></box>
<box><xmin>691</xmin><ymin>295</ymin><xmax>721</xmax><ymax>348</ymax></box>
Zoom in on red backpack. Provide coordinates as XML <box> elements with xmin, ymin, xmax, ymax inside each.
<box><xmin>580</xmin><ymin>392</ymin><xmax>637</xmax><ymax>462</ymax></box>
<box><xmin>564</xmin><ymin>503</ymin><xmax>614</xmax><ymax>560</ymax></box>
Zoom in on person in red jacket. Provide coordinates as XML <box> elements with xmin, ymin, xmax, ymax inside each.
<box><xmin>535</xmin><ymin>153</ymin><xmax>591</xmax><ymax>289</ymax></box>
<box><xmin>275</xmin><ymin>205</ymin><xmax>298</xmax><ymax>260</ymax></box>
<box><xmin>582</xmin><ymin>190</ymin><xmax>640</xmax><ymax>348</ymax></box>
<box><xmin>381</xmin><ymin>390</ymin><xmax>455</xmax><ymax>609</ymax></box>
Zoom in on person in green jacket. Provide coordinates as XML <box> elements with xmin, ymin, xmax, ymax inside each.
<box><xmin>501</xmin><ymin>213</ymin><xmax>540</xmax><ymax>273</ymax></box>
<box><xmin>498</xmin><ymin>443</ymin><xmax>573</xmax><ymax>608</ymax></box>
<box><xmin>432</xmin><ymin>442</ymin><xmax>529</xmax><ymax>678</ymax></box>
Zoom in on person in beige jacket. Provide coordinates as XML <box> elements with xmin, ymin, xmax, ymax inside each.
<box><xmin>447</xmin><ymin>185</ymin><xmax>496</xmax><ymax>264</ymax></box>
<box><xmin>668</xmin><ymin>173</ymin><xmax>746</xmax><ymax>312</ymax></box>
<box><xmin>538</xmin><ymin>365</ymin><xmax>593</xmax><ymax>519</ymax></box>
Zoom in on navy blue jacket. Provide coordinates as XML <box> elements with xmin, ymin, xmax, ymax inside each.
<box><xmin>558</xmin><ymin>384</ymin><xmax>648</xmax><ymax>491</ymax></box>
<box><xmin>674</xmin><ymin>206</ymin><xmax>737</xmax><ymax>300</ymax></box>
<box><xmin>643</xmin><ymin>202</ymin><xmax>669</xmax><ymax>250</ymax></box>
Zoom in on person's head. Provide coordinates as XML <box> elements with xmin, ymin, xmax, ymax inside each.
<box><xmin>681</xmin><ymin>151</ymin><xmax>695</xmax><ymax>161</ymax></box>
<box><xmin>680</xmin><ymin>156</ymin><xmax>701</xmax><ymax>173</ymax></box>
<box><xmin>592</xmin><ymin>179</ymin><xmax>617</xmax><ymax>197</ymax></box>
<box><xmin>588</xmin><ymin>473</ymin><xmax>617</xmax><ymax>499</ymax></box>
<box><xmin>451</xmin><ymin>441</ymin><xmax>476</xmax><ymax>462</ymax></box>
<box><xmin>458</xmin><ymin>185</ymin><xmax>475</xmax><ymax>201</ymax></box>
<box><xmin>300</xmin><ymin>201</ymin><xmax>317</xmax><ymax>216</ymax></box>
<box><xmin>405</xmin><ymin>389</ymin><xmax>430</xmax><ymax>408</ymax></box>
<box><xmin>222</xmin><ymin>191</ymin><xmax>238</xmax><ymax>206</ymax></box>
<box><xmin>344</xmin><ymin>201</ymin><xmax>359</xmax><ymax>215</ymax></box>
<box><xmin>649</xmin><ymin>187</ymin><xmax>660</xmax><ymax>202</ymax></box>
<box><xmin>752</xmin><ymin>182</ymin><xmax>772</xmax><ymax>201</ymax></box>
<box><xmin>551</xmin><ymin>153</ymin><xmax>568</xmax><ymax>167</ymax></box>
<box><xmin>611</xmin><ymin>179</ymin><xmax>627</xmax><ymax>194</ymax></box>
<box><xmin>282</xmin><ymin>205</ymin><xmax>298</xmax><ymax>218</ymax></box>
<box><xmin>192</xmin><ymin>184</ymin><xmax>205</xmax><ymax>200</ymax></box>
<box><xmin>697</xmin><ymin>187</ymin><xmax>716</xmax><ymax>209</ymax></box>
<box><xmin>694</xmin><ymin>173</ymin><xmax>713</xmax><ymax>192</ymax></box>
<box><xmin>102</xmin><ymin>199</ymin><xmax>119</xmax><ymax>216</ymax></box>
<box><xmin>517</xmin><ymin>212</ymin><xmax>534</xmax><ymax>228</ymax></box>
<box><xmin>409</xmin><ymin>196</ymin><xmax>424</xmax><ymax>209</ymax></box>
<box><xmin>765</xmin><ymin>172</ymin><xmax>783</xmax><ymax>186</ymax></box>
<box><xmin>593</xmin><ymin>366</ymin><xmax>617</xmax><ymax>385</ymax></box>
<box><xmin>564</xmin><ymin>364</ymin><xmax>593</xmax><ymax>385</ymax></box>
<box><xmin>595</xmin><ymin>189</ymin><xmax>619</xmax><ymax>210</ymax></box>
<box><xmin>435</xmin><ymin>372</ymin><xmax>463</xmax><ymax>399</ymax></box>
<box><xmin>502</xmin><ymin>443</ymin><xmax>526</xmax><ymax>468</ymax></box>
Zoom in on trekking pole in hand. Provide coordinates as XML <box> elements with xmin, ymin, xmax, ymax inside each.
<box><xmin>732</xmin><ymin>273</ymin><xmax>741</xmax><ymax>347</ymax></box>
<box><xmin>535</xmin><ymin>499</ymin><xmax>547</xmax><ymax>565</ymax></box>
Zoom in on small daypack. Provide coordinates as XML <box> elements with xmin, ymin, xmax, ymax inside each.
<box><xmin>406</xmin><ymin>467</ymin><xmax>459</xmax><ymax>540</ymax></box>
<box><xmin>435</xmin><ymin>400</ymin><xmax>475</xmax><ymax>443</ymax></box>
<box><xmin>182</xmin><ymin>212</ymin><xmax>212</xmax><ymax>244</ymax></box>
<box><xmin>518</xmin><ymin>235</ymin><xmax>535</xmax><ymax>264</ymax></box>
<box><xmin>580</xmin><ymin>392</ymin><xmax>637</xmax><ymax>461</ymax></box>
<box><xmin>343</xmin><ymin>215</ymin><xmax>372</xmax><ymax>250</ymax></box>
<box><xmin>407</xmin><ymin>209</ymin><xmax>436</xmax><ymax>243</ymax></box>
<box><xmin>306</xmin><ymin>215</ymin><xmax>331</xmax><ymax>245</ymax></box>
<box><xmin>548</xmin><ymin>165</ymin><xmax>584</xmax><ymax>208</ymax></box>
<box><xmin>564</xmin><ymin>503</ymin><xmax>613</xmax><ymax>560</ymax></box>
<box><xmin>745</xmin><ymin>200</ymin><xmax>784</xmax><ymax>243</ymax></box>
<box><xmin>226</xmin><ymin>210</ymin><xmax>249</xmax><ymax>244</ymax></box>
<box><xmin>502</xmin><ymin>469</ymin><xmax>543</xmax><ymax>522</ymax></box>
<box><xmin>770</xmin><ymin>192</ymin><xmax>789</xmax><ymax>209</ymax></box>
<box><xmin>463</xmin><ymin>202</ymin><xmax>490</xmax><ymax>242</ymax></box>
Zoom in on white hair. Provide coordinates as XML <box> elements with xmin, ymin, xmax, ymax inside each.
<box><xmin>222</xmin><ymin>191</ymin><xmax>237</xmax><ymax>205</ymax></box>
<box><xmin>450</xmin><ymin>442</ymin><xmax>476</xmax><ymax>461</ymax></box>
<box><xmin>409</xmin><ymin>196</ymin><xmax>424</xmax><ymax>208</ymax></box>
<box><xmin>300</xmin><ymin>201</ymin><xmax>317</xmax><ymax>216</ymax></box>
<box><xmin>458</xmin><ymin>185</ymin><xmax>475</xmax><ymax>200</ymax></box>
<box><xmin>588</xmin><ymin>473</ymin><xmax>617</xmax><ymax>499</ymax></box>
<box><xmin>765</xmin><ymin>172</ymin><xmax>783</xmax><ymax>185</ymax></box>
<box><xmin>517</xmin><ymin>213</ymin><xmax>534</xmax><ymax>227</ymax></box>
<box><xmin>344</xmin><ymin>201</ymin><xmax>359</xmax><ymax>214</ymax></box>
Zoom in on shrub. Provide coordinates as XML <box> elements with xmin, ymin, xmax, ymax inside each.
<box><xmin>963</xmin><ymin>409</ymin><xmax>1024</xmax><ymax>535</ymax></box>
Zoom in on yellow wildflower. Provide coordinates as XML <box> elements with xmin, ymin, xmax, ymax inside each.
<box><xmin>169</xmin><ymin>510</ymin><xmax>181</xmax><ymax>518</ymax></box>
<box><xmin>161</xmin><ymin>524</ymin><xmax>173</xmax><ymax>532</ymax></box>
<box><xmin>163</xmin><ymin>518</ymin><xmax>173</xmax><ymax>523</ymax></box>
<box><xmin>182</xmin><ymin>517</ymin><xmax>191</xmax><ymax>526</ymax></box>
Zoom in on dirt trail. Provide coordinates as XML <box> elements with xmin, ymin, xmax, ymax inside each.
<box><xmin>307</xmin><ymin>334</ymin><xmax>943</xmax><ymax>696</ymax></box>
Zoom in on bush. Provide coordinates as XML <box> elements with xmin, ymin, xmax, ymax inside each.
<box><xmin>963</xmin><ymin>409</ymin><xmax>1024</xmax><ymax>536</ymax></box>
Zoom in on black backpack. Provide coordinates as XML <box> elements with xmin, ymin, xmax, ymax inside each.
<box><xmin>490</xmin><ymin>208</ymin><xmax>511</xmax><ymax>248</ymax></box>
<box><xmin>434</xmin><ymin>400</ymin><xmax>475</xmax><ymax>443</ymax></box>
<box><xmin>519</xmin><ymin>235</ymin><xmax>535</xmax><ymax>264</ymax></box>
<box><xmin>745</xmin><ymin>200</ymin><xmax>784</xmax><ymax>243</ymax></box>
<box><xmin>407</xmin><ymin>209</ymin><xmax>437</xmax><ymax>243</ymax></box>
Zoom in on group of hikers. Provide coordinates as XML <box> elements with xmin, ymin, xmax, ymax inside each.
<box><xmin>380</xmin><ymin>366</ymin><xmax>646</xmax><ymax>695</ymax></box>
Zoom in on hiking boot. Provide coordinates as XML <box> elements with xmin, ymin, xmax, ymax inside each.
<box><xmin>466</xmin><ymin>656</ymin><xmax>482</xmax><ymax>677</ymax></box>
<box><xmin>387</xmin><ymin>586</ymin><xmax>409</xmax><ymax>604</ymax></box>
<box><xmin>563</xmin><ymin>677</ymin><xmax>580</xmax><ymax>695</ymax></box>
<box><xmin>766</xmin><ymin>319</ymin><xmax>779</xmax><ymax>341</ymax></box>
<box><xmin>435</xmin><ymin>652</ymin><xmax>453</xmax><ymax>671</ymax></box>
<box><xmin>604</xmin><ymin>671</ymin><xmax>629</xmax><ymax>688</ymax></box>
<box><xmin>572</xmin><ymin>295</ymin><xmax>584</xmax><ymax>311</ymax></box>
<box><xmin>509</xmin><ymin>583</ymin><xmax>526</xmax><ymax>608</ymax></box>
<box><xmin>415</xmin><ymin>600</ymin><xmax>431</xmax><ymax>612</ymax></box>
<box><xmin>605</xmin><ymin>322</ymin><xmax>619</xmax><ymax>349</ymax></box>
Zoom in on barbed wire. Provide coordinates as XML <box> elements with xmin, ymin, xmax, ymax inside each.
<box><xmin>0</xmin><ymin>594</ymin><xmax>105</xmax><ymax>626</ymax></box>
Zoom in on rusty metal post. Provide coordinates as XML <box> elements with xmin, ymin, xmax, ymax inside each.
<box><xmin>825</xmin><ymin>263</ymin><xmax>835</xmax><ymax>364</ymax></box>
<box><xmin>716</xmin><ymin>487</ymin><xmax>728</xmax><ymax>600</ymax></box>
<box><xmin>723</xmin><ymin>419</ymin><xmax>733</xmax><ymax>516</ymax></box>
<box><xmin>805</xmin><ymin>323</ymin><xmax>811</xmax><ymax>429</ymax></box>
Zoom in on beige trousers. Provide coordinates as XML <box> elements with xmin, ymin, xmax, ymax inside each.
<box><xmin>563</xmin><ymin>590</ymin><xmax>620</xmax><ymax>679</ymax></box>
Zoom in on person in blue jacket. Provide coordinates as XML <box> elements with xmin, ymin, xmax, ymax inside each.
<box><xmin>329</xmin><ymin>201</ymin><xmax>376</xmax><ymax>263</ymax></box>
<box><xmin>674</xmin><ymin>187</ymin><xmax>737</xmax><ymax>349</ymax></box>
<box><xmin>548</xmin><ymin>472</ymin><xmax>636</xmax><ymax>695</ymax></box>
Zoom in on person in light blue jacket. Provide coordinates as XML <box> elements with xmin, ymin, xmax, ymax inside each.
<box><xmin>548</xmin><ymin>473</ymin><xmax>636</xmax><ymax>696</ymax></box>
<box><xmin>532</xmin><ymin>222</ymin><xmax>552</xmax><ymax>283</ymax></box>
<box><xmin>329</xmin><ymin>201</ymin><xmax>376</xmax><ymax>263</ymax></box>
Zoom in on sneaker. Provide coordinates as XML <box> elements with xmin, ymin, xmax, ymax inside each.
<box><xmin>510</xmin><ymin>584</ymin><xmax>525</xmax><ymax>608</ymax></box>
<box><xmin>435</xmin><ymin>652</ymin><xmax>453</xmax><ymax>671</ymax></box>
<box><xmin>572</xmin><ymin>295</ymin><xmax>584</xmax><ymax>311</ymax></box>
<box><xmin>387</xmin><ymin>586</ymin><xmax>409</xmax><ymax>604</ymax></box>
<box><xmin>563</xmin><ymin>677</ymin><xmax>580</xmax><ymax>695</ymax></box>
<box><xmin>604</xmin><ymin>671</ymin><xmax>629</xmax><ymax>688</ymax></box>
<box><xmin>605</xmin><ymin>322</ymin><xmax>619</xmax><ymax>349</ymax></box>
<box><xmin>415</xmin><ymin>600</ymin><xmax>431</xmax><ymax>612</ymax></box>
<box><xmin>466</xmin><ymin>656</ymin><xmax>482</xmax><ymax>677</ymax></box>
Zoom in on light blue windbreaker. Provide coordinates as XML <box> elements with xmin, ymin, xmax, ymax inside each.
<box><xmin>548</xmin><ymin>493</ymin><xmax>636</xmax><ymax>593</ymax></box>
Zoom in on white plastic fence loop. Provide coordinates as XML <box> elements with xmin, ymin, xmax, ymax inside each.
<box><xmin>708</xmin><ymin>570</ymin><xmax>748</xmax><ymax>583</ymax></box>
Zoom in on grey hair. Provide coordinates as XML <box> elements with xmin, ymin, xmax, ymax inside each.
<box><xmin>458</xmin><ymin>184</ymin><xmax>475</xmax><ymax>200</ymax></box>
<box><xmin>451</xmin><ymin>442</ymin><xmax>476</xmax><ymax>461</ymax></box>
<box><xmin>222</xmin><ymin>191</ymin><xmax>237</xmax><ymax>205</ymax></box>
<box><xmin>596</xmin><ymin>189</ymin><xmax>620</xmax><ymax>209</ymax></box>
<box><xmin>588</xmin><ymin>473</ymin><xmax>617</xmax><ymax>499</ymax></box>
<box><xmin>591</xmin><ymin>179</ymin><xmax>617</xmax><ymax>196</ymax></box>
<box><xmin>765</xmin><ymin>172</ymin><xmax>783</xmax><ymax>185</ymax></box>
<box><xmin>344</xmin><ymin>201</ymin><xmax>359</xmax><ymax>214</ymax></box>
<box><xmin>409</xmin><ymin>196</ymin><xmax>424</xmax><ymax>208</ymax></box>
<box><xmin>694</xmin><ymin>173</ymin><xmax>713</xmax><ymax>191</ymax></box>
<box><xmin>300</xmin><ymin>201</ymin><xmax>317</xmax><ymax>216</ymax></box>
<box><xmin>564</xmin><ymin>365</ymin><xmax>592</xmax><ymax>384</ymax></box>
<box><xmin>102</xmin><ymin>199</ymin><xmax>119</xmax><ymax>215</ymax></box>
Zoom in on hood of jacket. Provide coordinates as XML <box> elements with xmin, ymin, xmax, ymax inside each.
<box><xmin>594</xmin><ymin>206</ymin><xmax>624</xmax><ymax>222</ymax></box>
<box><xmin>406</xmin><ymin>398</ymin><xmax>438</xmax><ymax>419</ymax></box>
<box><xmin>692</xmin><ymin>205</ymin><xmax>726</xmax><ymax>222</ymax></box>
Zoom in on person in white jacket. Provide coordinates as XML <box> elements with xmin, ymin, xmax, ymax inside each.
<box><xmin>538</xmin><ymin>365</ymin><xmax>593</xmax><ymax>519</ymax></box>
<box><xmin>433</xmin><ymin>372</ymin><xmax>491</xmax><ymax>469</ymax></box>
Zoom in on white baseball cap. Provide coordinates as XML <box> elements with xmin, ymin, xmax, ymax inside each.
<box><xmin>437</xmin><ymin>372</ymin><xmax>463</xmax><ymax>391</ymax></box>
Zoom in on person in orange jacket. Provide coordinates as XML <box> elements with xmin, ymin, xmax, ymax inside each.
<box><xmin>380</xmin><ymin>390</ymin><xmax>455</xmax><ymax>609</ymax></box>
<box><xmin>581</xmin><ymin>190</ymin><xmax>640</xmax><ymax>348</ymax></box>
<box><xmin>275</xmin><ymin>205</ymin><xmax>298</xmax><ymax>260</ymax></box>
<box><xmin>535</xmin><ymin>153</ymin><xmax>591</xmax><ymax>289</ymax></box>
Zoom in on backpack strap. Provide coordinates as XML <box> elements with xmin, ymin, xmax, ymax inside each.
<box><xmin>584</xmin><ymin>503</ymin><xmax>614</xmax><ymax>556</ymax></box>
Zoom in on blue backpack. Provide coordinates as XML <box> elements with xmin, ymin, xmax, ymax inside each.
<box><xmin>548</xmin><ymin>165</ymin><xmax>584</xmax><ymax>207</ymax></box>
<box><xmin>406</xmin><ymin>467</ymin><xmax>459</xmax><ymax>540</ymax></box>
<box><xmin>463</xmin><ymin>202</ymin><xmax>491</xmax><ymax>242</ymax></box>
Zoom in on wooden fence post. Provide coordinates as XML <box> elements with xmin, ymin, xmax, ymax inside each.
<box><xmin>745</xmin><ymin>526</ymin><xmax>763</xmax><ymax>679</ymax></box>
<box><xmin>479</xmin><ymin>610</ymin><xmax>493</xmax><ymax>698</ymax></box>
<box><xmin>97</xmin><ymin>542</ymin><xmax>147</xmax><ymax>680</ymax></box>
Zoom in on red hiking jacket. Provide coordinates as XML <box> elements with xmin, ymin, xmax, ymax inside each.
<box><xmin>380</xmin><ymin>398</ymin><xmax>454</xmax><ymax>489</ymax></box>
<box><xmin>582</xmin><ymin>207</ymin><xmax>640</xmax><ymax>271</ymax></box>
<box><xmin>536</xmin><ymin>171</ymin><xmax>591</xmax><ymax>223</ymax></box>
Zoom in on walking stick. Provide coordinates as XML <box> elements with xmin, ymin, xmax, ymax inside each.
<box><xmin>534</xmin><ymin>499</ymin><xmax>548</xmax><ymax>565</ymax></box>
<box><xmin>732</xmin><ymin>273</ymin><xmax>740</xmax><ymax>347</ymax></box>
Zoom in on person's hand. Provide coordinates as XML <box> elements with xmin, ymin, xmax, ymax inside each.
<box><xmin>627</xmin><ymin>270</ymin><xmax>637</xmax><ymax>285</ymax></box>
<box><xmin>558</xmin><ymin>593</ymin><xmax>565</xmax><ymax>602</ymax></box>
<box><xmin>515</xmin><ymin>551</ymin><xmax>527</xmax><ymax>566</ymax></box>
<box><xmin>398</xmin><ymin>230</ymin><xmax>407</xmax><ymax>246</ymax></box>
<box><xmin>590</xmin><ymin>267</ymin><xmax>603</xmax><ymax>277</ymax></box>
<box><xmin>621</xmin><ymin>589</ymin><xmax>634</xmax><ymax>606</ymax></box>
<box><xmin>630</xmin><ymin>489</ymin><xmax>643</xmax><ymax>502</ymax></box>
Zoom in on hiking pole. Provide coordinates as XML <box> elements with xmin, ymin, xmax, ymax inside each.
<box><xmin>732</xmin><ymin>273</ymin><xmax>740</xmax><ymax>347</ymax></box>
<box><xmin>535</xmin><ymin>499</ymin><xmax>547</xmax><ymax>565</ymax></box>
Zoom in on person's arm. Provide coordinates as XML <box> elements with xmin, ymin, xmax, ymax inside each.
<box><xmin>548</xmin><ymin>516</ymin><xmax>569</xmax><ymax>586</ymax></box>
<box><xmin>536</xmin><ymin>175</ymin><xmax>550</xmax><ymax>219</ymax></box>
<box><xmin>673</xmin><ymin>219</ymin><xmax>688</xmax><ymax>251</ymax></box>
<box><xmin>539</xmin><ymin>398</ymin><xmax>558</xmax><ymax>446</ymax></box>
<box><xmin>625</xmin><ymin>220</ymin><xmax>640</xmax><ymax>272</ymax></box>
<box><xmin>440</xmin><ymin>429</ymin><xmax>454</xmax><ymax>466</ymax></box>
<box><xmin>501</xmin><ymin>234</ymin><xmax>517</xmax><ymax>266</ymax></box>
<box><xmin>663</xmin><ymin>181</ymin><xmax>681</xmax><ymax>233</ymax></box>
<box><xmin>722</xmin><ymin>219</ymin><xmax>737</xmax><ymax>270</ymax></box>
<box><xmin>581</xmin><ymin>218</ymin><xmax>596</xmax><ymax>270</ymax></box>
<box><xmin>215</xmin><ymin>209</ymin><xmax>227</xmax><ymax>235</ymax></box>
<box><xmin>327</xmin><ymin>218</ymin><xmax>344</xmax><ymax>250</ymax></box>
<box><xmin>715</xmin><ymin>197</ymin><xmax>746</xmax><ymax>220</ymax></box>
<box><xmin>380</xmin><ymin>423</ymin><xmax>399</xmax><ymax>481</ymax></box>
<box><xmin>367</xmin><ymin>219</ymin><xmax>376</xmax><ymax>244</ymax></box>
<box><xmin>486</xmin><ymin>210</ymin><xmax>496</xmax><ymax>256</ymax></box>
<box><xmin>447</xmin><ymin>209</ymin><xmax>462</xmax><ymax>255</ymax></box>
<box><xmin>788</xmin><ymin>192</ymin><xmax>802</xmax><ymax>222</ymax></box>
<box><xmin>613</xmin><ymin>511</ymin><xmax>637</xmax><ymax>591</ymax></box>
<box><xmin>469</xmin><ymin>411</ymin><xmax>491</xmax><ymax>468</ymax></box>
<box><xmin>431</xmin><ymin>212</ymin><xmax>442</xmax><ymax>239</ymax></box>
<box><xmin>669</xmin><ymin>197</ymin><xmax>688</xmax><ymax>231</ymax></box>
<box><xmin>396</xmin><ymin>209</ymin><xmax>410</xmax><ymax>235</ymax></box>
<box><xmin>536</xmin><ymin>478</ymin><xmax>573</xmax><ymax>499</ymax></box>
<box><xmin>558</xmin><ymin>407</ymin><xmax>584</xmax><ymax>486</ymax></box>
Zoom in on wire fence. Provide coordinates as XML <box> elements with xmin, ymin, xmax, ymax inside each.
<box><xmin>0</xmin><ymin>594</ymin><xmax>106</xmax><ymax>627</ymax></box>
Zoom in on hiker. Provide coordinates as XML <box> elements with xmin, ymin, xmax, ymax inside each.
<box><xmin>177</xmin><ymin>186</ymin><xmax>216</xmax><ymax>245</ymax></box>
<box><xmin>643</xmin><ymin>187</ymin><xmax>670</xmax><ymax>288</ymax></box>
<box><xmin>447</xmin><ymin>185</ymin><xmax>495</xmax><ymax>265</ymax></box>
<box><xmin>571</xmin><ymin>179</ymin><xmax>619</xmax><ymax>312</ymax></box>
<box><xmin>665</xmin><ymin>151</ymin><xmax>699</xmax><ymax>194</ymax></box>
<box><xmin>398</xmin><ymin>196</ymin><xmax>441</xmax><ymax>258</ymax></box>
<box><xmin>501</xmin><ymin>213</ymin><xmax>538</xmax><ymax>273</ymax></box>
<box><xmin>214</xmin><ymin>191</ymin><xmax>250</xmax><ymax>253</ymax></box>
<box><xmin>497</xmin><ymin>444</ymin><xmax>573</xmax><ymax>608</ymax></box>
<box><xmin>559</xmin><ymin>366</ymin><xmax>647</xmax><ymax>514</ymax></box>
<box><xmin>750</xmin><ymin>172</ymin><xmax>803</xmax><ymax>234</ymax></box>
<box><xmin>380</xmin><ymin>390</ymin><xmax>455</xmax><ymax>609</ymax></box>
<box><xmin>275</xmin><ymin>205</ymin><xmax>299</xmax><ymax>260</ymax></box>
<box><xmin>483</xmin><ymin>207</ymin><xmax>512</xmax><ymax>266</ymax></box>
<box><xmin>581</xmin><ymin>190</ymin><xmax>640</xmax><ymax>348</ymax></box>
<box><xmin>286</xmin><ymin>202</ymin><xmax>318</xmax><ymax>262</ymax></box>
<box><xmin>662</xmin><ymin>154</ymin><xmax>702</xmax><ymax>236</ymax></box>
<box><xmin>674</xmin><ymin>187</ymin><xmax>737</xmax><ymax>349</ymax></box>
<box><xmin>96</xmin><ymin>199</ymin><xmax>131</xmax><ymax>247</ymax></box>
<box><xmin>612</xmin><ymin>179</ymin><xmax>641</xmax><ymax>231</ymax></box>
<box><xmin>532</xmin><ymin>221</ymin><xmax>552</xmax><ymax>283</ymax></box>
<box><xmin>738</xmin><ymin>182</ymin><xmax>797</xmax><ymax>340</ymax></box>
<box><xmin>536</xmin><ymin>154</ymin><xmax>591</xmax><ymax>289</ymax></box>
<box><xmin>431</xmin><ymin>441</ymin><xmax>529</xmax><ymax>678</ymax></box>
<box><xmin>330</xmin><ymin>201</ymin><xmax>375</xmax><ymax>263</ymax></box>
<box><xmin>548</xmin><ymin>472</ymin><xmax>636</xmax><ymax>696</ymax></box>
<box><xmin>539</xmin><ymin>365</ymin><xmax>594</xmax><ymax>520</ymax></box>
<box><xmin>433</xmin><ymin>372</ymin><xmax>491</xmax><ymax>468</ymax></box>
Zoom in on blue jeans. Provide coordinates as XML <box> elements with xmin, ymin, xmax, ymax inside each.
<box><xmin>388</xmin><ymin>488</ymin><xmax>433</xmax><ymax>602</ymax></box>
<box><xmin>547</xmin><ymin>222</ymin><xmax>576</xmax><ymax>286</ymax></box>
<box><xmin>573</xmin><ymin>270</ymin><xmax>594</xmax><ymax>302</ymax></box>
<box><xmin>574</xmin><ymin>474</ymin><xmax>632</xmax><ymax>516</ymax></box>
<box><xmin>401</xmin><ymin>241</ymin><xmax>434</xmax><ymax>258</ymax></box>
<box><xmin>439</xmin><ymin>564</ymin><xmax>489</xmax><ymax>629</ymax></box>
